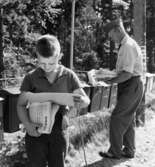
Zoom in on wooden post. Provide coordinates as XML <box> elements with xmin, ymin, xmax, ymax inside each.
<box><xmin>70</xmin><ymin>0</ymin><xmax>76</xmax><ymax>69</ymax></box>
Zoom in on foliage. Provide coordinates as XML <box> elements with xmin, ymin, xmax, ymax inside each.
<box><xmin>73</xmin><ymin>2</ymin><xmax>102</xmax><ymax>70</ymax></box>
<box><xmin>2</xmin><ymin>0</ymin><xmax>61</xmax><ymax>50</ymax></box>
<box><xmin>81</xmin><ymin>51</ymin><xmax>99</xmax><ymax>71</ymax></box>
<box><xmin>69</xmin><ymin>110</ymin><xmax>111</xmax><ymax>149</ymax></box>
<box><xmin>0</xmin><ymin>0</ymin><xmax>141</xmax><ymax>80</ymax></box>
<box><xmin>0</xmin><ymin>132</ymin><xmax>27</xmax><ymax>167</ymax></box>
<box><xmin>0</xmin><ymin>0</ymin><xmax>93</xmax><ymax>75</ymax></box>
<box><xmin>0</xmin><ymin>0</ymin><xmax>62</xmax><ymax>81</ymax></box>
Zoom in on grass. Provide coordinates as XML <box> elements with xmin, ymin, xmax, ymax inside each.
<box><xmin>68</xmin><ymin>108</ymin><xmax>111</xmax><ymax>149</ymax></box>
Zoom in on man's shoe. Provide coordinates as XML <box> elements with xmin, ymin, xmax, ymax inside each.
<box><xmin>121</xmin><ymin>152</ymin><xmax>134</xmax><ymax>159</ymax></box>
<box><xmin>122</xmin><ymin>148</ymin><xmax>135</xmax><ymax>159</ymax></box>
<box><xmin>99</xmin><ymin>151</ymin><xmax>121</xmax><ymax>159</ymax></box>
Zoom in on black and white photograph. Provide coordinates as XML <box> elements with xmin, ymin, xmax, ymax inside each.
<box><xmin>0</xmin><ymin>0</ymin><xmax>155</xmax><ymax>167</ymax></box>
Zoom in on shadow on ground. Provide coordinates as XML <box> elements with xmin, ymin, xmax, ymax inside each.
<box><xmin>83</xmin><ymin>157</ymin><xmax>128</xmax><ymax>167</ymax></box>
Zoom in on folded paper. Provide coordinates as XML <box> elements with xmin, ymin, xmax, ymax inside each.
<box><xmin>28</xmin><ymin>102</ymin><xmax>59</xmax><ymax>134</ymax></box>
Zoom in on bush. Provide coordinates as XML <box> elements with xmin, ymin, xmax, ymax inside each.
<box><xmin>68</xmin><ymin>109</ymin><xmax>111</xmax><ymax>149</ymax></box>
<box><xmin>81</xmin><ymin>51</ymin><xmax>99</xmax><ymax>71</ymax></box>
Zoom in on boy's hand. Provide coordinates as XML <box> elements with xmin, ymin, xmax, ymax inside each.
<box><xmin>24</xmin><ymin>122</ymin><xmax>42</xmax><ymax>137</ymax></box>
<box><xmin>62</xmin><ymin>115</ymin><xmax>69</xmax><ymax>130</ymax></box>
<box><xmin>73</xmin><ymin>95</ymin><xmax>83</xmax><ymax>109</ymax></box>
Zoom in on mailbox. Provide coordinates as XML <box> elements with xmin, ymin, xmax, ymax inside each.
<box><xmin>0</xmin><ymin>88</ymin><xmax>20</xmax><ymax>133</ymax></box>
<box><xmin>89</xmin><ymin>86</ymin><xmax>111</xmax><ymax>112</ymax></box>
<box><xmin>108</xmin><ymin>84</ymin><xmax>117</xmax><ymax>108</ymax></box>
<box><xmin>89</xmin><ymin>84</ymin><xmax>117</xmax><ymax>112</ymax></box>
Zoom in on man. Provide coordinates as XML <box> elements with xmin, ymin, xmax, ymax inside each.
<box><xmin>99</xmin><ymin>18</ymin><xmax>143</xmax><ymax>159</ymax></box>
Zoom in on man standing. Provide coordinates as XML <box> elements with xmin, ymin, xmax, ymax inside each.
<box><xmin>99</xmin><ymin>18</ymin><xmax>143</xmax><ymax>159</ymax></box>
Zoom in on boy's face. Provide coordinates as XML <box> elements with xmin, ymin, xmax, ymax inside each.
<box><xmin>38</xmin><ymin>55</ymin><xmax>60</xmax><ymax>73</ymax></box>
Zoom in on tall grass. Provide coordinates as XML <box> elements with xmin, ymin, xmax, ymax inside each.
<box><xmin>68</xmin><ymin>109</ymin><xmax>112</xmax><ymax>149</ymax></box>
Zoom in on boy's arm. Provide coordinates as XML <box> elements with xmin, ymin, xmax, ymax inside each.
<box><xmin>17</xmin><ymin>92</ymin><xmax>29</xmax><ymax>126</ymax></box>
<box><xmin>24</xmin><ymin>92</ymin><xmax>83</xmax><ymax>107</ymax></box>
<box><xmin>73</xmin><ymin>87</ymin><xmax>90</xmax><ymax>109</ymax></box>
<box><xmin>17</xmin><ymin>92</ymin><xmax>41</xmax><ymax>137</ymax></box>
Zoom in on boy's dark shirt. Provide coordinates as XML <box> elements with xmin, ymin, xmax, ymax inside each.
<box><xmin>20</xmin><ymin>65</ymin><xmax>81</xmax><ymax>131</ymax></box>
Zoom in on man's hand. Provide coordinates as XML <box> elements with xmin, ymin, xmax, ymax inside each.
<box><xmin>103</xmin><ymin>78</ymin><xmax>112</xmax><ymax>85</ymax></box>
<box><xmin>24</xmin><ymin>122</ymin><xmax>42</xmax><ymax>137</ymax></box>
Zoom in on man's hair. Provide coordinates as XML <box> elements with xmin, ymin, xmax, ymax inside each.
<box><xmin>103</xmin><ymin>18</ymin><xmax>126</xmax><ymax>34</ymax></box>
<box><xmin>36</xmin><ymin>34</ymin><xmax>61</xmax><ymax>58</ymax></box>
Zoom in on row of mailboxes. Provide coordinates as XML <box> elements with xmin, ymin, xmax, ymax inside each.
<box><xmin>65</xmin><ymin>85</ymin><xmax>117</xmax><ymax>118</ymax></box>
<box><xmin>0</xmin><ymin>85</ymin><xmax>117</xmax><ymax>133</ymax></box>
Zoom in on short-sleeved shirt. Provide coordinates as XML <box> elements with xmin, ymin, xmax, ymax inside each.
<box><xmin>116</xmin><ymin>35</ymin><xmax>143</xmax><ymax>76</ymax></box>
<box><xmin>20</xmin><ymin>64</ymin><xmax>82</xmax><ymax>131</ymax></box>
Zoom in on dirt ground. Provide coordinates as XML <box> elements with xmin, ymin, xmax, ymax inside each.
<box><xmin>66</xmin><ymin>104</ymin><xmax>155</xmax><ymax>167</ymax></box>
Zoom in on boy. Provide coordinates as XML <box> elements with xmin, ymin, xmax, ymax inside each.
<box><xmin>17</xmin><ymin>34</ymin><xmax>90</xmax><ymax>167</ymax></box>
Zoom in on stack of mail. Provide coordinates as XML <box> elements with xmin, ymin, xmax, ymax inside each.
<box><xmin>95</xmin><ymin>68</ymin><xmax>117</xmax><ymax>79</ymax></box>
<box><xmin>28</xmin><ymin>102</ymin><xmax>59</xmax><ymax>134</ymax></box>
<box><xmin>87</xmin><ymin>68</ymin><xmax>117</xmax><ymax>86</ymax></box>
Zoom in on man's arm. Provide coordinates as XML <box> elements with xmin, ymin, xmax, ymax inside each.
<box><xmin>105</xmin><ymin>71</ymin><xmax>133</xmax><ymax>84</ymax></box>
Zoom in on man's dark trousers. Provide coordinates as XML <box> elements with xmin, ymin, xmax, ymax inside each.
<box><xmin>108</xmin><ymin>76</ymin><xmax>143</xmax><ymax>157</ymax></box>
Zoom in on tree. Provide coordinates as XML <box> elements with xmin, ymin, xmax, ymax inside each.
<box><xmin>0</xmin><ymin>0</ymin><xmax>62</xmax><ymax>80</ymax></box>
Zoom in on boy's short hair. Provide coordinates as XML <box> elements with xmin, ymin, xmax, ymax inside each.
<box><xmin>36</xmin><ymin>34</ymin><xmax>61</xmax><ymax>58</ymax></box>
